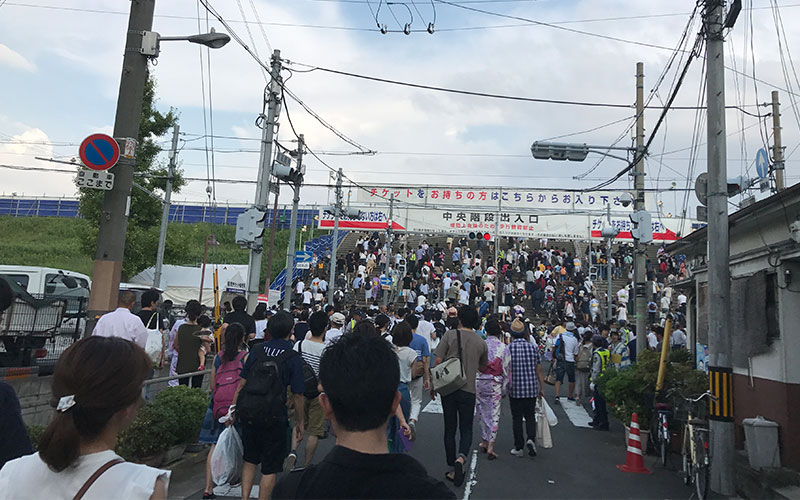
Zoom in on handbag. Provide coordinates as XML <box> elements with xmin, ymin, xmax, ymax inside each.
<box><xmin>535</xmin><ymin>398</ymin><xmax>553</xmax><ymax>449</ymax></box>
<box><xmin>144</xmin><ymin>312</ymin><xmax>165</xmax><ymax>369</ymax></box>
<box><xmin>543</xmin><ymin>361</ymin><xmax>557</xmax><ymax>386</ymax></box>
<box><xmin>432</xmin><ymin>329</ymin><xmax>466</xmax><ymax>396</ymax></box>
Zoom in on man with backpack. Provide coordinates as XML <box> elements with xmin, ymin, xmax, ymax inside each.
<box><xmin>232</xmin><ymin>311</ymin><xmax>305</xmax><ymax>500</ymax></box>
<box><xmin>552</xmin><ymin>321</ymin><xmax>579</xmax><ymax>404</ymax></box>
<box><xmin>293</xmin><ymin>311</ymin><xmax>328</xmax><ymax>467</ymax></box>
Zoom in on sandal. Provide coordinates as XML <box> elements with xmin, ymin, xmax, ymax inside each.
<box><xmin>454</xmin><ymin>455</ymin><xmax>466</xmax><ymax>487</ymax></box>
<box><xmin>487</xmin><ymin>452</ymin><xmax>498</xmax><ymax>461</ymax></box>
<box><xmin>445</xmin><ymin>471</ymin><xmax>455</xmax><ymax>482</ymax></box>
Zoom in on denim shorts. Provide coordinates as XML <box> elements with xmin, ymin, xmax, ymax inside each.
<box><xmin>556</xmin><ymin>361</ymin><xmax>576</xmax><ymax>383</ymax></box>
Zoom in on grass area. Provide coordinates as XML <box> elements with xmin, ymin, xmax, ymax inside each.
<box><xmin>0</xmin><ymin>217</ymin><xmax>315</xmax><ymax>282</ymax></box>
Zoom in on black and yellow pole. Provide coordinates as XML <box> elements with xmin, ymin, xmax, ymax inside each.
<box><xmin>708</xmin><ymin>366</ymin><xmax>734</xmax><ymax>421</ymax></box>
<box><xmin>655</xmin><ymin>316</ymin><xmax>673</xmax><ymax>393</ymax></box>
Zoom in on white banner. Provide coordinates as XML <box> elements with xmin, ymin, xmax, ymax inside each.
<box><xmin>356</xmin><ymin>186</ymin><xmax>646</xmax><ymax>212</ymax></box>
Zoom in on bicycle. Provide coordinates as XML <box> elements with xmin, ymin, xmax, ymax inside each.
<box><xmin>681</xmin><ymin>391</ymin><xmax>718</xmax><ymax>500</ymax></box>
<box><xmin>651</xmin><ymin>399</ymin><xmax>673</xmax><ymax>467</ymax></box>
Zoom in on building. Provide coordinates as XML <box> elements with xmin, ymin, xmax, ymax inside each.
<box><xmin>667</xmin><ymin>183</ymin><xmax>800</xmax><ymax>468</ymax></box>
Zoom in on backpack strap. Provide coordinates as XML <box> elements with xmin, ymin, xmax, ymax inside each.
<box><xmin>456</xmin><ymin>330</ymin><xmax>465</xmax><ymax>377</ymax></box>
<box><xmin>73</xmin><ymin>459</ymin><xmax>124</xmax><ymax>500</ymax></box>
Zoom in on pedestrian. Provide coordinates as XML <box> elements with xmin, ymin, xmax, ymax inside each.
<box><xmin>92</xmin><ymin>290</ymin><xmax>147</xmax><ymax>348</ymax></box>
<box><xmin>609</xmin><ymin>330</ymin><xmax>631</xmax><ymax>370</ymax></box>
<box><xmin>292</xmin><ymin>311</ymin><xmax>328</xmax><ymax>468</ymax></box>
<box><xmin>200</xmin><ymin>323</ymin><xmax>247</xmax><ymax>499</ymax></box>
<box><xmin>0</xmin><ymin>382</ymin><xmax>33</xmax><ymax>469</ymax></box>
<box><xmin>433</xmin><ymin>306</ymin><xmax>489</xmax><ymax>487</ymax></box>
<box><xmin>272</xmin><ymin>334</ymin><xmax>454</xmax><ymax>499</ymax></box>
<box><xmin>403</xmin><ymin>314</ymin><xmax>431</xmax><ymax>440</ymax></box>
<box><xmin>573</xmin><ymin>331</ymin><xmax>594</xmax><ymax>405</ymax></box>
<box><xmin>0</xmin><ymin>337</ymin><xmax>169</xmax><ymax>499</ymax></box>
<box><xmin>252</xmin><ymin>303</ymin><xmax>268</xmax><ymax>345</ymax></box>
<box><xmin>223</xmin><ymin>295</ymin><xmax>257</xmax><ymax>343</ymax></box>
<box><xmin>507</xmin><ymin>318</ymin><xmax>544</xmax><ymax>457</ymax></box>
<box><xmin>136</xmin><ymin>288</ymin><xmax>162</xmax><ymax>329</ymax></box>
<box><xmin>325</xmin><ymin>312</ymin><xmax>346</xmax><ymax>345</ymax></box>
<box><xmin>174</xmin><ymin>301</ymin><xmax>206</xmax><ymax>388</ymax></box>
<box><xmin>552</xmin><ymin>322</ymin><xmax>579</xmax><ymax>404</ymax></box>
<box><xmin>389</xmin><ymin>322</ymin><xmax>416</xmax><ymax>453</ymax></box>
<box><xmin>475</xmin><ymin>318</ymin><xmax>510</xmax><ymax>461</ymax></box>
<box><xmin>589</xmin><ymin>335</ymin><xmax>610</xmax><ymax>431</ymax></box>
<box><xmin>232</xmin><ymin>311</ymin><xmax>306</xmax><ymax>500</ymax></box>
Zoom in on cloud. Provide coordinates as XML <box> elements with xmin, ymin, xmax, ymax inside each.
<box><xmin>0</xmin><ymin>126</ymin><xmax>78</xmax><ymax>197</ymax></box>
<box><xmin>0</xmin><ymin>44</ymin><xmax>35</xmax><ymax>72</ymax></box>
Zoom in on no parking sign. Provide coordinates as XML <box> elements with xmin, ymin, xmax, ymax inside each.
<box><xmin>79</xmin><ymin>133</ymin><xmax>120</xmax><ymax>171</ymax></box>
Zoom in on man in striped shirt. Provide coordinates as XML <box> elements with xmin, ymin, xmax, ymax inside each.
<box><xmin>293</xmin><ymin>311</ymin><xmax>329</xmax><ymax>467</ymax></box>
<box><xmin>507</xmin><ymin>318</ymin><xmax>545</xmax><ymax>458</ymax></box>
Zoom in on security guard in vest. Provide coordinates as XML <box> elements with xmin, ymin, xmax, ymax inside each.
<box><xmin>589</xmin><ymin>335</ymin><xmax>610</xmax><ymax>431</ymax></box>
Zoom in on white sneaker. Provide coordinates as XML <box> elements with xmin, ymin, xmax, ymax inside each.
<box><xmin>283</xmin><ymin>451</ymin><xmax>297</xmax><ymax>472</ymax></box>
<box><xmin>526</xmin><ymin>439</ymin><xmax>537</xmax><ymax>457</ymax></box>
<box><xmin>510</xmin><ymin>448</ymin><xmax>524</xmax><ymax>457</ymax></box>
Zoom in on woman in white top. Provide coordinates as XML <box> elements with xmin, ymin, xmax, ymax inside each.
<box><xmin>0</xmin><ymin>336</ymin><xmax>170</xmax><ymax>499</ymax></box>
<box><xmin>390</xmin><ymin>322</ymin><xmax>417</xmax><ymax>451</ymax></box>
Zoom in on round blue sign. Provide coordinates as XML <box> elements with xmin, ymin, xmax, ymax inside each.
<box><xmin>756</xmin><ymin>148</ymin><xmax>769</xmax><ymax>179</ymax></box>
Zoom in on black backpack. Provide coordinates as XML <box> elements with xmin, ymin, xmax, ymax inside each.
<box><xmin>433</xmin><ymin>322</ymin><xmax>446</xmax><ymax>339</ymax></box>
<box><xmin>237</xmin><ymin>349</ymin><xmax>296</xmax><ymax>426</ymax></box>
<box><xmin>364</xmin><ymin>280</ymin><xmax>372</xmax><ymax>291</ymax></box>
<box><xmin>297</xmin><ymin>341</ymin><xmax>320</xmax><ymax>399</ymax></box>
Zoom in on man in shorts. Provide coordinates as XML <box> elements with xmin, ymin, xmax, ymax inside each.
<box><xmin>553</xmin><ymin>321</ymin><xmax>580</xmax><ymax>403</ymax></box>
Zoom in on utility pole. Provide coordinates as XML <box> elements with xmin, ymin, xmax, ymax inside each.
<box><xmin>327</xmin><ymin>169</ymin><xmax>343</xmax><ymax>305</ymax></box>
<box><xmin>633</xmin><ymin>62</ymin><xmax>648</xmax><ymax>357</ymax></box>
<box><xmin>263</xmin><ymin>181</ymin><xmax>280</xmax><ymax>293</ymax></box>
<box><xmin>383</xmin><ymin>194</ymin><xmax>394</xmax><ymax>307</ymax></box>
<box><xmin>85</xmin><ymin>0</ymin><xmax>156</xmax><ymax>336</ymax></box>
<box><xmin>705</xmin><ymin>1</ymin><xmax>734</xmax><ymax>494</ymax></box>
<box><xmin>283</xmin><ymin>135</ymin><xmax>304</xmax><ymax>311</ymax></box>
<box><xmin>772</xmin><ymin>90</ymin><xmax>786</xmax><ymax>191</ymax></box>
<box><xmin>606</xmin><ymin>204</ymin><xmax>614</xmax><ymax>322</ymax></box>
<box><xmin>247</xmin><ymin>49</ymin><xmax>282</xmax><ymax>311</ymax></box>
<box><xmin>493</xmin><ymin>197</ymin><xmax>501</xmax><ymax>314</ymax></box>
<box><xmin>154</xmin><ymin>123</ymin><xmax>179</xmax><ymax>289</ymax></box>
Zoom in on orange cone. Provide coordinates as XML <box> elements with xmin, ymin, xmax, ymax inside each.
<box><xmin>617</xmin><ymin>412</ymin><xmax>652</xmax><ymax>474</ymax></box>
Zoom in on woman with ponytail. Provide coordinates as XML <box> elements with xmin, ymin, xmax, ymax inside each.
<box><xmin>0</xmin><ymin>336</ymin><xmax>169</xmax><ymax>499</ymax></box>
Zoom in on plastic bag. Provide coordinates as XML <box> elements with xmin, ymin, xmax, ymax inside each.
<box><xmin>211</xmin><ymin>426</ymin><xmax>243</xmax><ymax>486</ymax></box>
<box><xmin>541</xmin><ymin>397</ymin><xmax>558</xmax><ymax>426</ymax></box>
<box><xmin>536</xmin><ymin>401</ymin><xmax>553</xmax><ymax>449</ymax></box>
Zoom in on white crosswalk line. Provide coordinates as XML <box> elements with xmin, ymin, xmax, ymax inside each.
<box><xmin>560</xmin><ymin>400</ymin><xmax>594</xmax><ymax>428</ymax></box>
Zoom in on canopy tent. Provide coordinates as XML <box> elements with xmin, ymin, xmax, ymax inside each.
<box><xmin>130</xmin><ymin>264</ymin><xmax>249</xmax><ymax>307</ymax></box>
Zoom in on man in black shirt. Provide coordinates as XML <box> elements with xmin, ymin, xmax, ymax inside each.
<box><xmin>223</xmin><ymin>295</ymin><xmax>256</xmax><ymax>341</ymax></box>
<box><xmin>136</xmin><ymin>288</ymin><xmax>161</xmax><ymax>329</ymax></box>
<box><xmin>273</xmin><ymin>334</ymin><xmax>454</xmax><ymax>500</ymax></box>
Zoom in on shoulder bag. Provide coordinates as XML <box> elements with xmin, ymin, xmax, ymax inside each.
<box><xmin>431</xmin><ymin>330</ymin><xmax>466</xmax><ymax>396</ymax></box>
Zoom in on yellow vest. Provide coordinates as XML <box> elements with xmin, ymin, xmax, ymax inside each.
<box><xmin>595</xmin><ymin>348</ymin><xmax>610</xmax><ymax>372</ymax></box>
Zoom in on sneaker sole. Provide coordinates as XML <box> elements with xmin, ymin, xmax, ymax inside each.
<box><xmin>283</xmin><ymin>453</ymin><xmax>297</xmax><ymax>472</ymax></box>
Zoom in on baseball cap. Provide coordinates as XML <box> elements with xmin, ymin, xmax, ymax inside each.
<box><xmin>330</xmin><ymin>312</ymin><xmax>346</xmax><ymax>325</ymax></box>
<box><xmin>415</xmin><ymin>305</ymin><xmax>424</xmax><ymax>313</ymax></box>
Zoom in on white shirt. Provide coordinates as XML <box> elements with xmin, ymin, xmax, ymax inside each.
<box><xmin>678</xmin><ymin>293</ymin><xmax>687</xmax><ymax>305</ymax></box>
<box><xmin>303</xmin><ymin>290</ymin><xmax>313</xmax><ymax>304</ymax></box>
<box><xmin>294</xmin><ymin>338</ymin><xmax>326</xmax><ymax>375</ymax></box>
<box><xmin>296</xmin><ymin>281</ymin><xmax>305</xmax><ymax>294</ymax></box>
<box><xmin>319</xmin><ymin>280</ymin><xmax>328</xmax><ymax>292</ymax></box>
<box><xmin>325</xmin><ymin>327</ymin><xmax>344</xmax><ymax>345</ymax></box>
<box><xmin>559</xmin><ymin>332</ymin><xmax>580</xmax><ymax>362</ymax></box>
<box><xmin>396</xmin><ymin>346</ymin><xmax>418</xmax><ymax>384</ymax></box>
<box><xmin>660</xmin><ymin>296</ymin><xmax>670</xmax><ymax>310</ymax></box>
<box><xmin>443</xmin><ymin>276</ymin><xmax>452</xmax><ymax>291</ymax></box>
<box><xmin>0</xmin><ymin>450</ymin><xmax>170</xmax><ymax>500</ymax></box>
<box><xmin>671</xmin><ymin>328</ymin><xmax>687</xmax><ymax>347</ymax></box>
<box><xmin>92</xmin><ymin>307</ymin><xmax>148</xmax><ymax>348</ymax></box>
<box><xmin>617</xmin><ymin>288</ymin><xmax>629</xmax><ymax>304</ymax></box>
<box><xmin>458</xmin><ymin>290</ymin><xmax>469</xmax><ymax>305</ymax></box>
<box><xmin>416</xmin><ymin>319</ymin><xmax>436</xmax><ymax>343</ymax></box>
<box><xmin>647</xmin><ymin>331</ymin><xmax>658</xmax><ymax>348</ymax></box>
<box><xmin>254</xmin><ymin>319</ymin><xmax>267</xmax><ymax>340</ymax></box>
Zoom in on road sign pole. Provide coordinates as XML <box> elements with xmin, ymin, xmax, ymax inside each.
<box><xmin>85</xmin><ymin>0</ymin><xmax>156</xmax><ymax>337</ymax></box>
<box><xmin>154</xmin><ymin>123</ymin><xmax>179</xmax><ymax>289</ymax></box>
<box><xmin>327</xmin><ymin>169</ymin><xmax>343</xmax><ymax>306</ymax></box>
<box><xmin>633</xmin><ymin>61</ymin><xmax>648</xmax><ymax>358</ymax></box>
<box><xmin>283</xmin><ymin>135</ymin><xmax>304</xmax><ymax>311</ymax></box>
<box><xmin>772</xmin><ymin>90</ymin><xmax>785</xmax><ymax>192</ymax></box>
<box><xmin>247</xmin><ymin>50</ymin><xmax>282</xmax><ymax>312</ymax></box>
<box><xmin>263</xmin><ymin>181</ymin><xmax>280</xmax><ymax>293</ymax></box>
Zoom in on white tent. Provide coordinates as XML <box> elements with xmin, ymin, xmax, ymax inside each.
<box><xmin>130</xmin><ymin>264</ymin><xmax>250</xmax><ymax>306</ymax></box>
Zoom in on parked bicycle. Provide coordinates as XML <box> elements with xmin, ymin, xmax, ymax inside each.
<box><xmin>651</xmin><ymin>398</ymin><xmax>673</xmax><ymax>467</ymax></box>
<box><xmin>681</xmin><ymin>391</ymin><xmax>717</xmax><ymax>500</ymax></box>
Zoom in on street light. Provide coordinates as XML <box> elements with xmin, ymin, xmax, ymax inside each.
<box><xmin>140</xmin><ymin>28</ymin><xmax>231</xmax><ymax>57</ymax></box>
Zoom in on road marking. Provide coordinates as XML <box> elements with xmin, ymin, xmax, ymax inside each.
<box><xmin>422</xmin><ymin>394</ymin><xmax>443</xmax><ymax>414</ymax></box>
<box><xmin>560</xmin><ymin>401</ymin><xmax>593</xmax><ymax>428</ymax></box>
<box><xmin>462</xmin><ymin>449</ymin><xmax>478</xmax><ymax>500</ymax></box>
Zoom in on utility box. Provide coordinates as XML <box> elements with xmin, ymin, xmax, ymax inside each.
<box><xmin>743</xmin><ymin>416</ymin><xmax>781</xmax><ymax>469</ymax></box>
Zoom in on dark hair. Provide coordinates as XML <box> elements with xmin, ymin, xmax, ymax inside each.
<box><xmin>404</xmin><ymin>314</ymin><xmax>419</xmax><ymax>330</ymax></box>
<box><xmin>222</xmin><ymin>323</ymin><xmax>245</xmax><ymax>361</ymax></box>
<box><xmin>141</xmin><ymin>288</ymin><xmax>160</xmax><ymax>308</ymax></box>
<box><xmin>39</xmin><ymin>337</ymin><xmax>151</xmax><ymax>472</ymax></box>
<box><xmin>446</xmin><ymin>316</ymin><xmax>460</xmax><ymax>330</ymax></box>
<box><xmin>299</xmin><ymin>309</ymin><xmax>310</xmax><ymax>322</ymax></box>
<box><xmin>324</xmin><ymin>304</ymin><xmax>334</xmax><ymax>314</ymax></box>
<box><xmin>266</xmin><ymin>310</ymin><xmax>294</xmax><ymax>339</ymax></box>
<box><xmin>375</xmin><ymin>314</ymin><xmax>391</xmax><ymax>331</ymax></box>
<box><xmin>352</xmin><ymin>320</ymin><xmax>379</xmax><ymax>339</ymax></box>
<box><xmin>197</xmin><ymin>314</ymin><xmax>212</xmax><ymax>329</ymax></box>
<box><xmin>319</xmin><ymin>334</ymin><xmax>399</xmax><ymax>432</ymax></box>
<box><xmin>185</xmin><ymin>300</ymin><xmax>202</xmax><ymax>321</ymax></box>
<box><xmin>396</xmin><ymin>307</ymin><xmax>407</xmax><ymax>318</ymax></box>
<box><xmin>231</xmin><ymin>295</ymin><xmax>247</xmax><ymax>312</ymax></box>
<box><xmin>391</xmin><ymin>321</ymin><xmax>413</xmax><ymax>347</ymax></box>
<box><xmin>118</xmin><ymin>290</ymin><xmax>136</xmax><ymax>307</ymax></box>
<box><xmin>485</xmin><ymin>317</ymin><xmax>502</xmax><ymax>338</ymax></box>
<box><xmin>253</xmin><ymin>303</ymin><xmax>267</xmax><ymax>321</ymax></box>
<box><xmin>309</xmin><ymin>311</ymin><xmax>329</xmax><ymax>337</ymax></box>
<box><xmin>458</xmin><ymin>305</ymin><xmax>480</xmax><ymax>330</ymax></box>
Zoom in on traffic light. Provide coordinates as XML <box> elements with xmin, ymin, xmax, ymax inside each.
<box><xmin>629</xmin><ymin>210</ymin><xmax>653</xmax><ymax>244</ymax></box>
<box><xmin>531</xmin><ymin>141</ymin><xmax>590</xmax><ymax>161</ymax></box>
<box><xmin>468</xmin><ymin>232</ymin><xmax>493</xmax><ymax>241</ymax></box>
<box><xmin>235</xmin><ymin>207</ymin><xmax>267</xmax><ymax>246</ymax></box>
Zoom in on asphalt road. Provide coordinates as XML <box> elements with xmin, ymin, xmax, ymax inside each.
<box><xmin>173</xmin><ymin>378</ymin><xmax>714</xmax><ymax>500</ymax></box>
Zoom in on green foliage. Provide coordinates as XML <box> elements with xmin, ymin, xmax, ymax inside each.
<box><xmin>153</xmin><ymin>385</ymin><xmax>209</xmax><ymax>445</ymax></box>
<box><xmin>78</xmin><ymin>74</ymin><xmax>183</xmax><ymax>276</ymax></box>
<box><xmin>596</xmin><ymin>349</ymin><xmax>707</xmax><ymax>430</ymax></box>
<box><xmin>27</xmin><ymin>425</ymin><xmax>45</xmax><ymax>451</ymax></box>
<box><xmin>117</xmin><ymin>386</ymin><xmax>209</xmax><ymax>462</ymax></box>
<box><xmin>0</xmin><ymin>216</ymin><xmax>94</xmax><ymax>275</ymax></box>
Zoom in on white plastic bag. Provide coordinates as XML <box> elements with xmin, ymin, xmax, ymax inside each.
<box><xmin>211</xmin><ymin>426</ymin><xmax>243</xmax><ymax>486</ymax></box>
<box><xmin>541</xmin><ymin>398</ymin><xmax>558</xmax><ymax>426</ymax></box>
<box><xmin>536</xmin><ymin>400</ymin><xmax>553</xmax><ymax>449</ymax></box>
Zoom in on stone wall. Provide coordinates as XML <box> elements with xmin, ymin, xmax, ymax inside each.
<box><xmin>7</xmin><ymin>376</ymin><xmax>55</xmax><ymax>427</ymax></box>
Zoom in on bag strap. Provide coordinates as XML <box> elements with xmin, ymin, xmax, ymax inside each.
<box><xmin>73</xmin><ymin>458</ymin><xmax>124</xmax><ymax>500</ymax></box>
<box><xmin>298</xmin><ymin>340</ymin><xmax>304</xmax><ymax>355</ymax></box>
<box><xmin>147</xmin><ymin>311</ymin><xmax>159</xmax><ymax>329</ymax></box>
<box><xmin>456</xmin><ymin>330</ymin><xmax>465</xmax><ymax>377</ymax></box>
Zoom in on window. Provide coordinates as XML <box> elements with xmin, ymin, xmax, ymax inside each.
<box><xmin>766</xmin><ymin>273</ymin><xmax>779</xmax><ymax>342</ymax></box>
<box><xmin>5</xmin><ymin>274</ymin><xmax>30</xmax><ymax>290</ymax></box>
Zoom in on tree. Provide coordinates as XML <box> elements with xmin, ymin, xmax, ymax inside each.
<box><xmin>79</xmin><ymin>73</ymin><xmax>184</xmax><ymax>278</ymax></box>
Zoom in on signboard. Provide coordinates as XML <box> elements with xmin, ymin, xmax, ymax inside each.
<box><xmin>380</xmin><ymin>276</ymin><xmax>392</xmax><ymax>290</ymax></box>
<box><xmin>122</xmin><ymin>137</ymin><xmax>137</xmax><ymax>159</ymax></box>
<box><xmin>317</xmin><ymin>208</ymin><xmax>407</xmax><ymax>231</ymax></box>
<box><xmin>76</xmin><ymin>169</ymin><xmax>114</xmax><ymax>190</ymax></box>
<box><xmin>295</xmin><ymin>251</ymin><xmax>312</xmax><ymax>270</ymax></box>
<box><xmin>257</xmin><ymin>294</ymin><xmax>269</xmax><ymax>304</ymax></box>
<box><xmin>356</xmin><ymin>186</ymin><xmax>645</xmax><ymax>212</ymax></box>
<box><xmin>755</xmin><ymin>148</ymin><xmax>769</xmax><ymax>179</ymax></box>
<box><xmin>225</xmin><ymin>271</ymin><xmax>246</xmax><ymax>294</ymax></box>
<box><xmin>79</xmin><ymin>133</ymin><xmax>120</xmax><ymax>171</ymax></box>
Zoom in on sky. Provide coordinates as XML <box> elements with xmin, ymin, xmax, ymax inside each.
<box><xmin>2</xmin><ymin>0</ymin><xmax>800</xmax><ymax>223</ymax></box>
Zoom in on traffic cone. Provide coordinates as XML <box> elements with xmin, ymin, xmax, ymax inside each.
<box><xmin>617</xmin><ymin>412</ymin><xmax>652</xmax><ymax>474</ymax></box>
